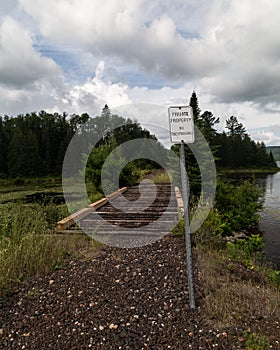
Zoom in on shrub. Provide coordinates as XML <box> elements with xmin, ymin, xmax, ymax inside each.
<box><xmin>215</xmin><ymin>180</ymin><xmax>263</xmax><ymax>235</ymax></box>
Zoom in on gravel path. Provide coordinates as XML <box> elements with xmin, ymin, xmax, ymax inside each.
<box><xmin>0</xmin><ymin>235</ymin><xmax>241</xmax><ymax>349</ymax></box>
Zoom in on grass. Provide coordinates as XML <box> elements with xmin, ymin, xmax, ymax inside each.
<box><xmin>197</xmin><ymin>248</ymin><xmax>280</xmax><ymax>347</ymax></box>
<box><xmin>0</xmin><ymin>202</ymin><xmax>100</xmax><ymax>298</ymax></box>
<box><xmin>0</xmin><ymin>177</ymin><xmax>62</xmax><ymax>205</ymax></box>
<box><xmin>0</xmin><ymin>177</ymin><xmax>105</xmax><ymax>298</ymax></box>
<box><xmin>0</xmin><ymin>174</ymin><xmax>123</xmax><ymax>298</ymax></box>
<box><xmin>172</xmin><ymin>208</ymin><xmax>280</xmax><ymax>348</ymax></box>
<box><xmin>149</xmin><ymin>170</ymin><xmax>171</xmax><ymax>183</ymax></box>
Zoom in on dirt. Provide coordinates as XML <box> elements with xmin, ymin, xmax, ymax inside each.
<box><xmin>0</xmin><ymin>234</ymin><xmax>253</xmax><ymax>349</ymax></box>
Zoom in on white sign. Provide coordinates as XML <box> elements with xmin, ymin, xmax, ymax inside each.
<box><xmin>168</xmin><ymin>105</ymin><xmax>195</xmax><ymax>144</ymax></box>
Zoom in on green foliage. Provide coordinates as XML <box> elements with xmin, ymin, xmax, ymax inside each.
<box><xmin>189</xmin><ymin>90</ymin><xmax>201</xmax><ymax>122</ymax></box>
<box><xmin>86</xmin><ymin>139</ymin><xmax>119</xmax><ymax>193</ymax></box>
<box><xmin>0</xmin><ymin>204</ymin><xmax>70</xmax><ymax>295</ymax></box>
<box><xmin>265</xmin><ymin>269</ymin><xmax>280</xmax><ymax>289</ymax></box>
<box><xmin>1</xmin><ymin>95</ymin><xmax>277</xmax><ymax>180</ymax></box>
<box><xmin>85</xmin><ymin>138</ymin><xmax>142</xmax><ymax>194</ymax></box>
<box><xmin>151</xmin><ymin>171</ymin><xmax>171</xmax><ymax>184</ymax></box>
<box><xmin>236</xmin><ymin>234</ymin><xmax>264</xmax><ymax>255</ymax></box>
<box><xmin>215</xmin><ymin>180</ymin><xmax>263</xmax><ymax>234</ymax></box>
<box><xmin>226</xmin><ymin>115</ymin><xmax>246</xmax><ymax>136</ymax></box>
<box><xmin>172</xmin><ymin>209</ymin><xmax>225</xmax><ymax>250</ymax></box>
<box><xmin>0</xmin><ymin>111</ymin><xmax>78</xmax><ymax>178</ymax></box>
<box><xmin>85</xmin><ymin>109</ymin><xmax>165</xmax><ymax>192</ymax></box>
<box><xmin>198</xmin><ymin>110</ymin><xmax>220</xmax><ymax>143</ymax></box>
<box><xmin>226</xmin><ymin>234</ymin><xmax>265</xmax><ymax>266</ymax></box>
<box><xmin>213</xmin><ymin>130</ymin><xmax>277</xmax><ymax>169</ymax></box>
<box><xmin>242</xmin><ymin>330</ymin><xmax>270</xmax><ymax>350</ymax></box>
<box><xmin>170</xmin><ymin>143</ymin><xmax>202</xmax><ymax>197</ymax></box>
<box><xmin>192</xmin><ymin>208</ymin><xmax>225</xmax><ymax>249</ymax></box>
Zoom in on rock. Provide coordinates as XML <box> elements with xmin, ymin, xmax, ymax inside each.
<box><xmin>109</xmin><ymin>323</ymin><xmax>118</xmax><ymax>329</ymax></box>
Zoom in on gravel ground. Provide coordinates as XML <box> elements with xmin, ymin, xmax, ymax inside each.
<box><xmin>0</xmin><ymin>235</ymin><xmax>250</xmax><ymax>349</ymax></box>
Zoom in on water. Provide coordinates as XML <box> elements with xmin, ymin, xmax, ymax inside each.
<box><xmin>259</xmin><ymin>163</ymin><xmax>280</xmax><ymax>269</ymax></box>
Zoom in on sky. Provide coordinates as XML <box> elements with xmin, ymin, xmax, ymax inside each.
<box><xmin>1</xmin><ymin>0</ymin><xmax>280</xmax><ymax>146</ymax></box>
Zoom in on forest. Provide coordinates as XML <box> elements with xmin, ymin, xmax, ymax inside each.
<box><xmin>0</xmin><ymin>92</ymin><xmax>277</xmax><ymax>180</ymax></box>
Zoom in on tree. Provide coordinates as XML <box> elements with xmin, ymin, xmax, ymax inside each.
<box><xmin>189</xmin><ymin>90</ymin><xmax>201</xmax><ymax>123</ymax></box>
<box><xmin>8</xmin><ymin>128</ymin><xmax>41</xmax><ymax>177</ymax></box>
<box><xmin>225</xmin><ymin>116</ymin><xmax>246</xmax><ymax>137</ymax></box>
<box><xmin>199</xmin><ymin>110</ymin><xmax>220</xmax><ymax>142</ymax></box>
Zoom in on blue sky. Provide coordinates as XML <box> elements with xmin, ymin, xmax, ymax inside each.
<box><xmin>1</xmin><ymin>0</ymin><xmax>280</xmax><ymax>146</ymax></box>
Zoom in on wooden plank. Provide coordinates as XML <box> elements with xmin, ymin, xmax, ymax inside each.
<box><xmin>55</xmin><ymin>208</ymin><xmax>91</xmax><ymax>232</ymax></box>
<box><xmin>87</xmin><ymin>187</ymin><xmax>127</xmax><ymax>209</ymax></box>
<box><xmin>55</xmin><ymin>187</ymin><xmax>128</xmax><ymax>232</ymax></box>
<box><xmin>174</xmin><ymin>186</ymin><xmax>184</xmax><ymax>216</ymax></box>
<box><xmin>88</xmin><ymin>197</ymin><xmax>108</xmax><ymax>209</ymax></box>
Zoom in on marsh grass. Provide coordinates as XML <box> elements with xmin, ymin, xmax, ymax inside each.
<box><xmin>150</xmin><ymin>171</ymin><xmax>171</xmax><ymax>184</ymax></box>
<box><xmin>0</xmin><ymin>203</ymin><xmax>97</xmax><ymax>297</ymax></box>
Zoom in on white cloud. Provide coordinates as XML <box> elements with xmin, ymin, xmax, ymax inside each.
<box><xmin>0</xmin><ymin>0</ymin><xmax>280</xmax><ymax>145</ymax></box>
<box><xmin>65</xmin><ymin>61</ymin><xmax>131</xmax><ymax>112</ymax></box>
<box><xmin>18</xmin><ymin>0</ymin><xmax>280</xmax><ymax>106</ymax></box>
<box><xmin>200</xmin><ymin>1</ymin><xmax>280</xmax><ymax>106</ymax></box>
<box><xmin>18</xmin><ymin>0</ymin><xmax>217</xmax><ymax>79</ymax></box>
<box><xmin>0</xmin><ymin>16</ymin><xmax>60</xmax><ymax>87</ymax></box>
<box><xmin>0</xmin><ymin>80</ymin><xmax>58</xmax><ymax>116</ymax></box>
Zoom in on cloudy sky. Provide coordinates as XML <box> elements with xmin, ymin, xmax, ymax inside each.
<box><xmin>1</xmin><ymin>0</ymin><xmax>280</xmax><ymax>146</ymax></box>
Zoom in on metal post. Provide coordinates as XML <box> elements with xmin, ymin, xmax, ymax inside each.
<box><xmin>180</xmin><ymin>140</ymin><xmax>196</xmax><ymax>309</ymax></box>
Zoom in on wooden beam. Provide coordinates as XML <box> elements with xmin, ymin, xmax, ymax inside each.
<box><xmin>55</xmin><ymin>187</ymin><xmax>128</xmax><ymax>232</ymax></box>
<box><xmin>55</xmin><ymin>207</ymin><xmax>91</xmax><ymax>232</ymax></box>
<box><xmin>174</xmin><ymin>186</ymin><xmax>184</xmax><ymax>217</ymax></box>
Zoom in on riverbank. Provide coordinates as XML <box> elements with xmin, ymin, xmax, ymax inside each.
<box><xmin>0</xmin><ymin>234</ymin><xmax>279</xmax><ymax>349</ymax></box>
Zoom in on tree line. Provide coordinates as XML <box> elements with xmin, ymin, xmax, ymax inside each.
<box><xmin>187</xmin><ymin>91</ymin><xmax>276</xmax><ymax>169</ymax></box>
<box><xmin>0</xmin><ymin>94</ymin><xmax>277</xmax><ymax>179</ymax></box>
<box><xmin>0</xmin><ymin>111</ymin><xmax>88</xmax><ymax>178</ymax></box>
<box><xmin>0</xmin><ymin>106</ymin><xmax>162</xmax><ymax>179</ymax></box>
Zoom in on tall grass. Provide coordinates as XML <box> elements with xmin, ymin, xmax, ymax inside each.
<box><xmin>150</xmin><ymin>171</ymin><xmax>171</xmax><ymax>183</ymax></box>
<box><xmin>0</xmin><ymin>203</ymin><xmax>91</xmax><ymax>297</ymax></box>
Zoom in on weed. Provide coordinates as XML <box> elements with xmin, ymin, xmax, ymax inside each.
<box><xmin>242</xmin><ymin>330</ymin><xmax>270</xmax><ymax>350</ymax></box>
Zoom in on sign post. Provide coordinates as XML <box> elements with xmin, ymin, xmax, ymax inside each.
<box><xmin>168</xmin><ymin>105</ymin><xmax>196</xmax><ymax>309</ymax></box>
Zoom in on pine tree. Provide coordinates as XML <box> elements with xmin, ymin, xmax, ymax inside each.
<box><xmin>199</xmin><ymin>110</ymin><xmax>219</xmax><ymax>142</ymax></box>
<box><xmin>189</xmin><ymin>91</ymin><xmax>201</xmax><ymax>123</ymax></box>
<box><xmin>225</xmin><ymin>116</ymin><xmax>246</xmax><ymax>137</ymax></box>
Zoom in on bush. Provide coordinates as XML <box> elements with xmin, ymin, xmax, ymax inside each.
<box><xmin>215</xmin><ymin>180</ymin><xmax>263</xmax><ymax>235</ymax></box>
<box><xmin>226</xmin><ymin>234</ymin><xmax>265</xmax><ymax>266</ymax></box>
<box><xmin>85</xmin><ymin>139</ymin><xmax>142</xmax><ymax>194</ymax></box>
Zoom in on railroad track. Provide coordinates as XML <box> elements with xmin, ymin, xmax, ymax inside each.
<box><xmin>56</xmin><ymin>182</ymin><xmax>182</xmax><ymax>247</ymax></box>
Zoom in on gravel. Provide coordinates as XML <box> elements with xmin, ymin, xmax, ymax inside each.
<box><xmin>1</xmin><ymin>235</ymin><xmax>244</xmax><ymax>349</ymax></box>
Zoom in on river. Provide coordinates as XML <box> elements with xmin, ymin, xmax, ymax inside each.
<box><xmin>258</xmin><ymin>162</ymin><xmax>280</xmax><ymax>270</ymax></box>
